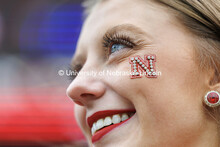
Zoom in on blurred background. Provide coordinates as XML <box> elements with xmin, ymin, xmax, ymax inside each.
<box><xmin>0</xmin><ymin>0</ymin><xmax>87</xmax><ymax>146</ymax></box>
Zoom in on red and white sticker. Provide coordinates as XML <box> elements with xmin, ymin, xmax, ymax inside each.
<box><xmin>129</xmin><ymin>55</ymin><xmax>157</xmax><ymax>79</ymax></box>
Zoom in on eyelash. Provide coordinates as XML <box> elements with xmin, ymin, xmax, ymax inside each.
<box><xmin>103</xmin><ymin>33</ymin><xmax>135</xmax><ymax>55</ymax></box>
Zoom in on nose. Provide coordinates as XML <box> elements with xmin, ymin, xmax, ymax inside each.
<box><xmin>66</xmin><ymin>71</ymin><xmax>106</xmax><ymax>106</ymax></box>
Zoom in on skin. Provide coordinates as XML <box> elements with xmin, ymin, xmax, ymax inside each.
<box><xmin>66</xmin><ymin>0</ymin><xmax>220</xmax><ymax>146</ymax></box>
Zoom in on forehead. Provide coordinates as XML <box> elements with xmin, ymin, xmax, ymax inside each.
<box><xmin>85</xmin><ymin>0</ymin><xmax>157</xmax><ymax>29</ymax></box>
<box><xmin>85</xmin><ymin>0</ymin><xmax>172</xmax><ymax>27</ymax></box>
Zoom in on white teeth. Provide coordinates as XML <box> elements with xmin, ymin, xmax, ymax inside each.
<box><xmin>91</xmin><ymin>123</ymin><xmax>96</xmax><ymax>135</ymax></box>
<box><xmin>96</xmin><ymin>119</ymin><xmax>104</xmax><ymax>130</ymax></box>
<box><xmin>112</xmin><ymin>114</ymin><xmax>121</xmax><ymax>124</ymax></box>
<box><xmin>104</xmin><ymin>116</ymin><xmax>112</xmax><ymax>126</ymax></box>
<box><xmin>121</xmin><ymin>113</ymin><xmax>129</xmax><ymax>121</ymax></box>
<box><xmin>91</xmin><ymin>112</ymin><xmax>134</xmax><ymax>135</ymax></box>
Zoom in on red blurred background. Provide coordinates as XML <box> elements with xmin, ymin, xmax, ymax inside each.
<box><xmin>0</xmin><ymin>0</ymin><xmax>87</xmax><ymax>146</ymax></box>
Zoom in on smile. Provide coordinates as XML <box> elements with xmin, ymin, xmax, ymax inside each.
<box><xmin>87</xmin><ymin>109</ymin><xmax>136</xmax><ymax>143</ymax></box>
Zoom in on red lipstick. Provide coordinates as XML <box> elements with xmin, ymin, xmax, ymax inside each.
<box><xmin>87</xmin><ymin>109</ymin><xmax>136</xmax><ymax>143</ymax></box>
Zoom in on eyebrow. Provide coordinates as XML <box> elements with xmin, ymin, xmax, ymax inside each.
<box><xmin>105</xmin><ymin>24</ymin><xmax>152</xmax><ymax>39</ymax></box>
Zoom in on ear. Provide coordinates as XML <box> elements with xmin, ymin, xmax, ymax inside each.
<box><xmin>209</xmin><ymin>70</ymin><xmax>220</xmax><ymax>92</ymax></box>
<box><xmin>211</xmin><ymin>83</ymin><xmax>220</xmax><ymax>93</ymax></box>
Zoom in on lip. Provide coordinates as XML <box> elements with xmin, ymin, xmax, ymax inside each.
<box><xmin>87</xmin><ymin>109</ymin><xmax>136</xmax><ymax>143</ymax></box>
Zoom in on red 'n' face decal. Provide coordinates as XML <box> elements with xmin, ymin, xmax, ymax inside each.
<box><xmin>129</xmin><ymin>55</ymin><xmax>157</xmax><ymax>79</ymax></box>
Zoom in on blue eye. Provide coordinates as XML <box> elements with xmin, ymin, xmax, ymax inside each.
<box><xmin>111</xmin><ymin>44</ymin><xmax>126</xmax><ymax>54</ymax></box>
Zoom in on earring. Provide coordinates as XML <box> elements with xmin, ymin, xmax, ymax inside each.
<box><xmin>204</xmin><ymin>91</ymin><xmax>220</xmax><ymax>107</ymax></box>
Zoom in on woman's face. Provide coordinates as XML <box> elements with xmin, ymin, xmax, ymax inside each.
<box><xmin>67</xmin><ymin>0</ymin><xmax>213</xmax><ymax>146</ymax></box>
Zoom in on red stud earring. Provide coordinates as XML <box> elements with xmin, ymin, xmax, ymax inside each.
<box><xmin>204</xmin><ymin>91</ymin><xmax>220</xmax><ymax>107</ymax></box>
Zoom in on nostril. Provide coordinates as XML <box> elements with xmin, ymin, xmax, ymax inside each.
<box><xmin>81</xmin><ymin>93</ymin><xmax>95</xmax><ymax>98</ymax></box>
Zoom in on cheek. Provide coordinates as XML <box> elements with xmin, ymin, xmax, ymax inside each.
<box><xmin>113</xmin><ymin>50</ymin><xmax>206</xmax><ymax>134</ymax></box>
<box><xmin>136</xmin><ymin>57</ymin><xmax>207</xmax><ymax>139</ymax></box>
